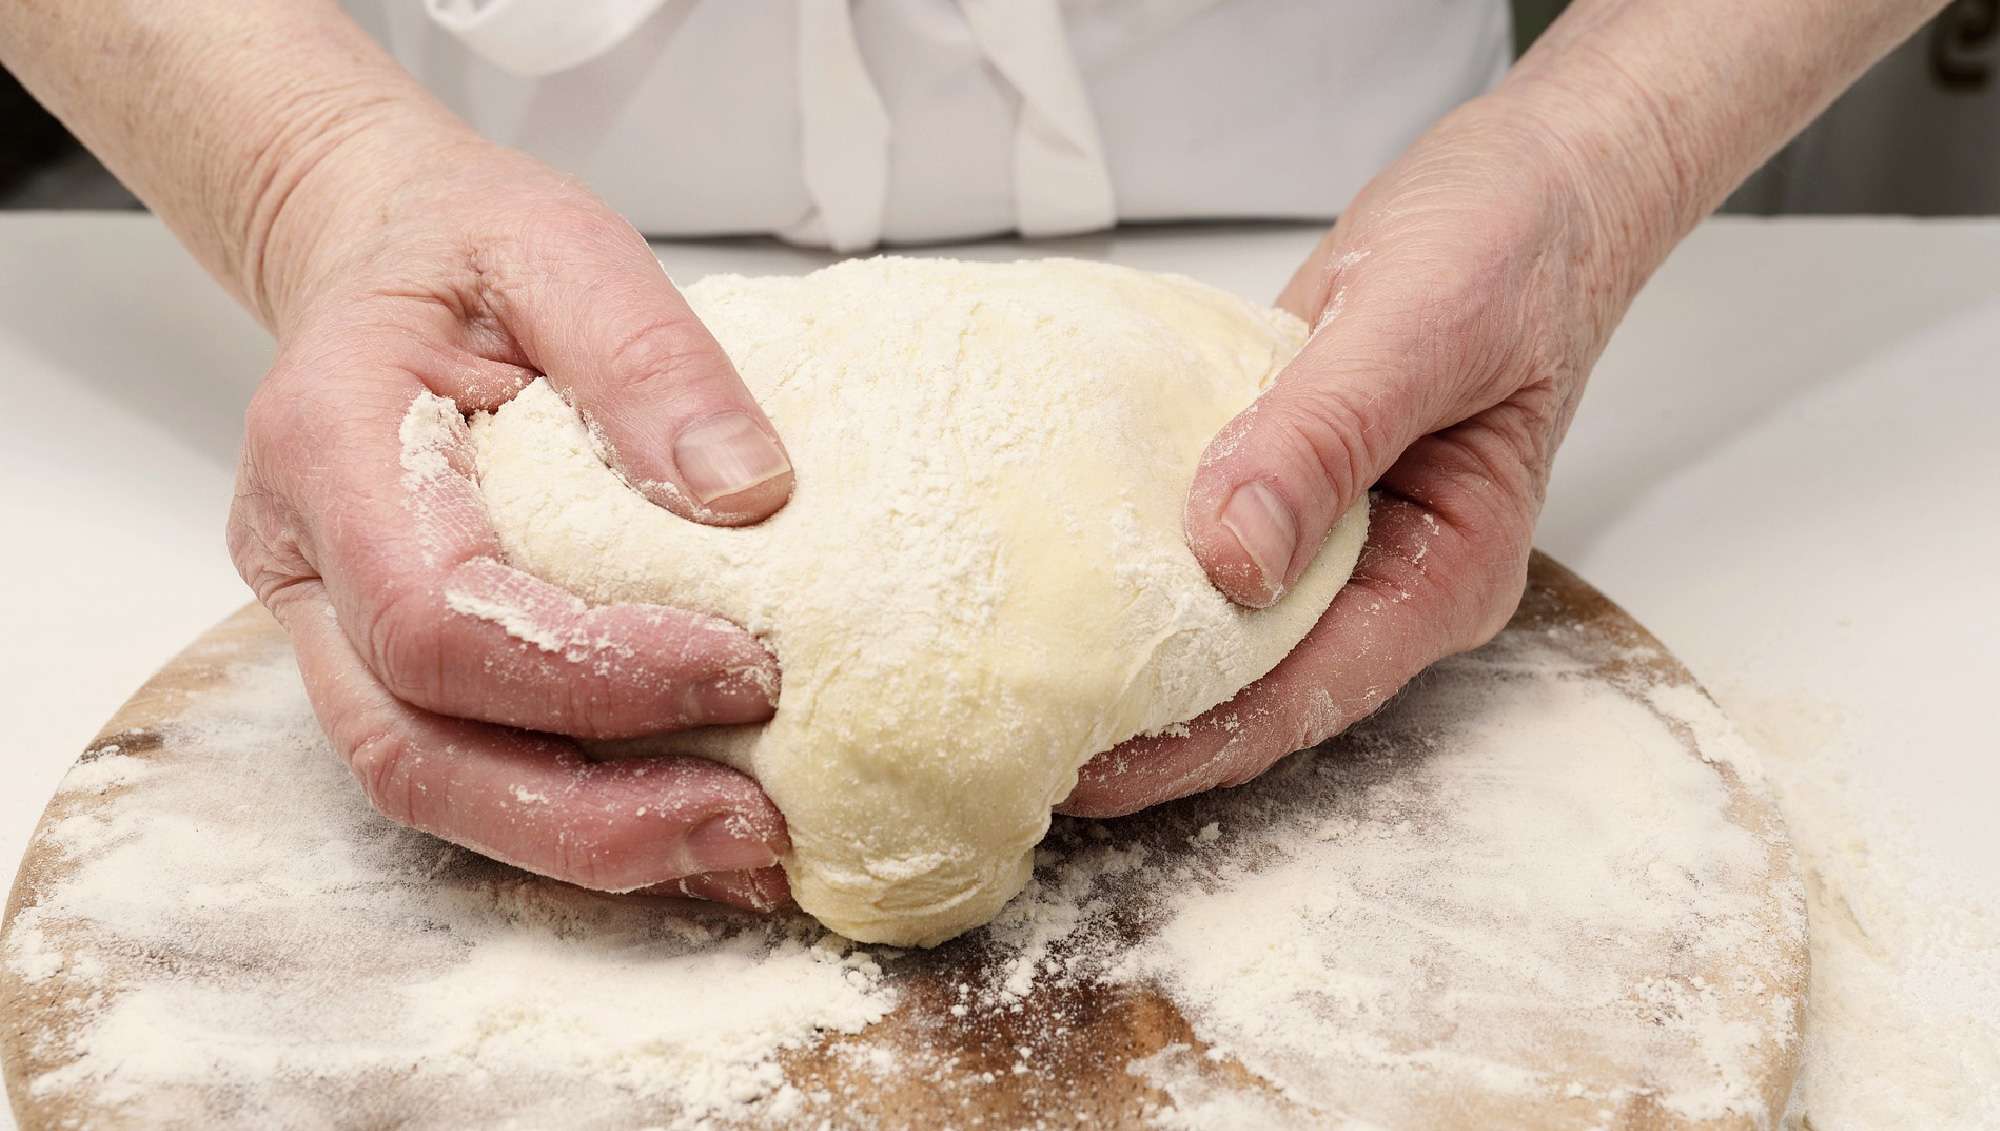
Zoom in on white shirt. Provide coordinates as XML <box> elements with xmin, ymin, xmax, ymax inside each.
<box><xmin>349</xmin><ymin>1</ymin><xmax>1511</xmax><ymax>250</ymax></box>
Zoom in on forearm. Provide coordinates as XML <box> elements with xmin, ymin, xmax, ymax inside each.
<box><xmin>0</xmin><ymin>0</ymin><xmax>466</xmax><ymax>328</ymax></box>
<box><xmin>1492</xmin><ymin>0</ymin><xmax>1946</xmax><ymax>297</ymax></box>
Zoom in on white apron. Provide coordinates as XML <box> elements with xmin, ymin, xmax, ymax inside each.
<box><xmin>349</xmin><ymin>1</ymin><xmax>1511</xmax><ymax>250</ymax></box>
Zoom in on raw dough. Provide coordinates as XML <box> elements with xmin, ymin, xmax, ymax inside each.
<box><xmin>470</xmin><ymin>258</ymin><xmax>1366</xmax><ymax>945</ymax></box>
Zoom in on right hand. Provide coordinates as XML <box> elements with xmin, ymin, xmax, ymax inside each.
<box><xmin>228</xmin><ymin>123</ymin><xmax>797</xmax><ymax>909</ymax></box>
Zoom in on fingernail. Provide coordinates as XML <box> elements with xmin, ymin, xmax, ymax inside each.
<box><xmin>1219</xmin><ymin>482</ymin><xmax>1297</xmax><ymax>601</ymax></box>
<box><xmin>679</xmin><ymin>662</ymin><xmax>780</xmax><ymax>726</ymax></box>
<box><xmin>684</xmin><ymin>812</ymin><xmax>781</xmax><ymax>873</ymax></box>
<box><xmin>673</xmin><ymin>413</ymin><xmax>791</xmax><ymax>504</ymax></box>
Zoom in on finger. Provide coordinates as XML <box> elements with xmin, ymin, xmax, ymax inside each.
<box><xmin>493</xmin><ymin>213</ymin><xmax>794</xmax><ymax>525</ymax></box>
<box><xmin>1062</xmin><ymin>485</ymin><xmax>1523</xmax><ymax>820</ymax></box>
<box><xmin>637</xmin><ymin>867</ymin><xmax>794</xmax><ymax>913</ymax></box>
<box><xmin>1186</xmin><ymin>253</ymin><xmax>1491</xmax><ymax>608</ymax></box>
<box><xmin>271</xmin><ymin>579</ymin><xmax>790</xmax><ymax>891</ymax></box>
<box><xmin>253</xmin><ymin>361</ymin><xmax>779</xmax><ymax>739</ymax></box>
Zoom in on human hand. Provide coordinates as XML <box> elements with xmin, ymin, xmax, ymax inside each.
<box><xmin>1063</xmin><ymin>99</ymin><xmax>1650</xmax><ymax>817</ymax></box>
<box><xmin>229</xmin><ymin>123</ymin><xmax>796</xmax><ymax>907</ymax></box>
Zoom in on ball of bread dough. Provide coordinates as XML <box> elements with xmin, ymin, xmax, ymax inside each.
<box><xmin>470</xmin><ymin>258</ymin><xmax>1366</xmax><ymax>945</ymax></box>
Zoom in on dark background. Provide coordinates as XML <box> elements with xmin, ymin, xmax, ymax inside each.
<box><xmin>4</xmin><ymin>1</ymin><xmax>1997</xmax><ymax>215</ymax></box>
<box><xmin>1518</xmin><ymin>0</ymin><xmax>2000</xmax><ymax>214</ymax></box>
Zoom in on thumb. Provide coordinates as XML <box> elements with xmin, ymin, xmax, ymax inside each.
<box><xmin>1187</xmin><ymin>284</ymin><xmax>1473</xmax><ymax>608</ymax></box>
<box><xmin>503</xmin><ymin>218</ymin><xmax>794</xmax><ymax>526</ymax></box>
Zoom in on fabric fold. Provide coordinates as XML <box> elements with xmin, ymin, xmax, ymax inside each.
<box><xmin>782</xmin><ymin>0</ymin><xmax>893</xmax><ymax>252</ymax></box>
<box><xmin>421</xmin><ymin>0</ymin><xmax>677</xmax><ymax>77</ymax></box>
<box><xmin>960</xmin><ymin>0</ymin><xmax>1117</xmax><ymax>239</ymax></box>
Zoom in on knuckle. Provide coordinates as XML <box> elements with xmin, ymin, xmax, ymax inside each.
<box><xmin>1292</xmin><ymin>686</ymin><xmax>1348</xmax><ymax>751</ymax></box>
<box><xmin>1424</xmin><ymin>505</ymin><xmax>1531</xmax><ymax>655</ymax></box>
<box><xmin>239</xmin><ymin>556</ymin><xmax>316</xmax><ymax>615</ymax></box>
<box><xmin>226</xmin><ymin>493</ymin><xmax>282</xmax><ymax>593</ymax></box>
<box><xmin>242</xmin><ymin>359</ymin><xmax>351</xmax><ymax>463</ymax></box>
<box><xmin>346</xmin><ymin>725</ymin><xmax>418</xmax><ymax>826</ymax></box>
<box><xmin>557</xmin><ymin>675</ymin><xmax>628</xmax><ymax>741</ymax></box>
<box><xmin>363</xmin><ymin>583</ymin><xmax>447</xmax><ymax>705</ymax></box>
<box><xmin>605</xmin><ymin>310</ymin><xmax>725</xmax><ymax>392</ymax></box>
<box><xmin>1194</xmin><ymin>730</ymin><xmax>1259</xmax><ymax>793</ymax></box>
<box><xmin>242</xmin><ymin>379</ymin><xmax>306</xmax><ymax>481</ymax></box>
<box><xmin>523</xmin><ymin>200</ymin><xmax>633</xmax><ymax>260</ymax></box>
<box><xmin>228</xmin><ymin>426</ymin><xmax>320</xmax><ymax>609</ymax></box>
<box><xmin>1412</xmin><ymin>543</ymin><xmax>1516</xmax><ymax>657</ymax></box>
<box><xmin>243</xmin><ymin>371</ymin><xmax>300</xmax><ymax>442</ymax></box>
<box><xmin>1217</xmin><ymin>752</ymin><xmax>1275</xmax><ymax>791</ymax></box>
<box><xmin>1226</xmin><ymin>698</ymin><xmax>1338</xmax><ymax>789</ymax></box>
<box><xmin>1463</xmin><ymin>541</ymin><xmax>1531</xmax><ymax>651</ymax></box>
<box><xmin>603</xmin><ymin>340</ymin><xmax>748</xmax><ymax>435</ymax></box>
<box><xmin>550</xmin><ymin>830</ymin><xmax>608</xmax><ymax>890</ymax></box>
<box><xmin>1272</xmin><ymin>385</ymin><xmax>1385</xmax><ymax>510</ymax></box>
<box><xmin>550</xmin><ymin>815</ymin><xmax>650</xmax><ymax>892</ymax></box>
<box><xmin>1423</xmin><ymin>413</ymin><xmax>1547</xmax><ymax>535</ymax></box>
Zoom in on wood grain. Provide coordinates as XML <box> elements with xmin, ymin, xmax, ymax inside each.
<box><xmin>2</xmin><ymin>554</ymin><xmax>1807</xmax><ymax>1129</ymax></box>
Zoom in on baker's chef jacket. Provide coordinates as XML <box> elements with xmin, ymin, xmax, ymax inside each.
<box><xmin>348</xmin><ymin>1</ymin><xmax>1511</xmax><ymax>250</ymax></box>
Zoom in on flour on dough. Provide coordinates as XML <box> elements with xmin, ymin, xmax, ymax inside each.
<box><xmin>470</xmin><ymin>258</ymin><xmax>1366</xmax><ymax>945</ymax></box>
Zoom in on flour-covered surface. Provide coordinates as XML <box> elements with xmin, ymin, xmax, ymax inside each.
<box><xmin>2</xmin><ymin>557</ymin><xmax>1806</xmax><ymax>1129</ymax></box>
<box><xmin>1716</xmin><ymin>690</ymin><xmax>2000</xmax><ymax>1131</ymax></box>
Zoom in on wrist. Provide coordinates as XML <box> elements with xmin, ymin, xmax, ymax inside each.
<box><xmin>1481</xmin><ymin>0</ymin><xmax>1948</xmax><ymax>307</ymax></box>
<box><xmin>1469</xmin><ymin>77</ymin><xmax>1694</xmax><ymax>307</ymax></box>
<box><xmin>0</xmin><ymin>0</ymin><xmax>485</xmax><ymax>334</ymax></box>
<box><xmin>242</xmin><ymin>99</ymin><xmax>480</xmax><ymax>335</ymax></box>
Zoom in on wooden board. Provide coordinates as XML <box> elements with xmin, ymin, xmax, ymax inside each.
<box><xmin>2</xmin><ymin>554</ymin><xmax>1806</xmax><ymax>1129</ymax></box>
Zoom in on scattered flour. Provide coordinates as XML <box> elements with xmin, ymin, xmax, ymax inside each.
<box><xmin>440</xmin><ymin>584</ymin><xmax>576</xmax><ymax>655</ymax></box>
<box><xmin>3</xmin><ymin>653</ymin><xmax>894</xmax><ymax>1130</ymax></box>
<box><xmin>49</xmin><ymin>751</ymin><xmax>151</xmax><ymax>797</ymax></box>
<box><xmin>1720</xmin><ymin>689</ymin><xmax>2000</xmax><ymax>1130</ymax></box>
<box><xmin>22</xmin><ymin>601</ymin><xmax>1976</xmax><ymax>1128</ymax></box>
<box><xmin>394</xmin><ymin>390</ymin><xmax>472</xmax><ymax>570</ymax></box>
<box><xmin>994</xmin><ymin>643</ymin><xmax>1802</xmax><ymax>1129</ymax></box>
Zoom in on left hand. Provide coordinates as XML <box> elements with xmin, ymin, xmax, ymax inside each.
<box><xmin>1062</xmin><ymin>98</ymin><xmax>1644</xmax><ymax>817</ymax></box>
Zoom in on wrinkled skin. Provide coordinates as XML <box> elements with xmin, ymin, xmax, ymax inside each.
<box><xmin>1058</xmin><ymin>0</ymin><xmax>1952</xmax><ymax>817</ymax></box>
<box><xmin>8</xmin><ymin>0</ymin><xmax>1939</xmax><ymax>915</ymax></box>
<box><xmin>229</xmin><ymin>137</ymin><xmax>798</xmax><ymax>908</ymax></box>
<box><xmin>228</xmin><ymin>107</ymin><xmax>1638</xmax><ymax>905</ymax></box>
<box><xmin>1064</xmin><ymin>104</ymin><xmax>1625</xmax><ymax>818</ymax></box>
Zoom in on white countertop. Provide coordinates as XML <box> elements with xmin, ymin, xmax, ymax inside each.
<box><xmin>3</xmin><ymin>213</ymin><xmax>1996</xmax><ymax>1123</ymax></box>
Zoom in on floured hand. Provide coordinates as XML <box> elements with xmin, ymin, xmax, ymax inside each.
<box><xmin>1065</xmin><ymin>102</ymin><xmax>1626</xmax><ymax>818</ymax></box>
<box><xmin>227</xmin><ymin>126</ymin><xmax>796</xmax><ymax>905</ymax></box>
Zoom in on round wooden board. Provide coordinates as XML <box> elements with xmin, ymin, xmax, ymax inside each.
<box><xmin>3</xmin><ymin>554</ymin><xmax>1806</xmax><ymax>1130</ymax></box>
